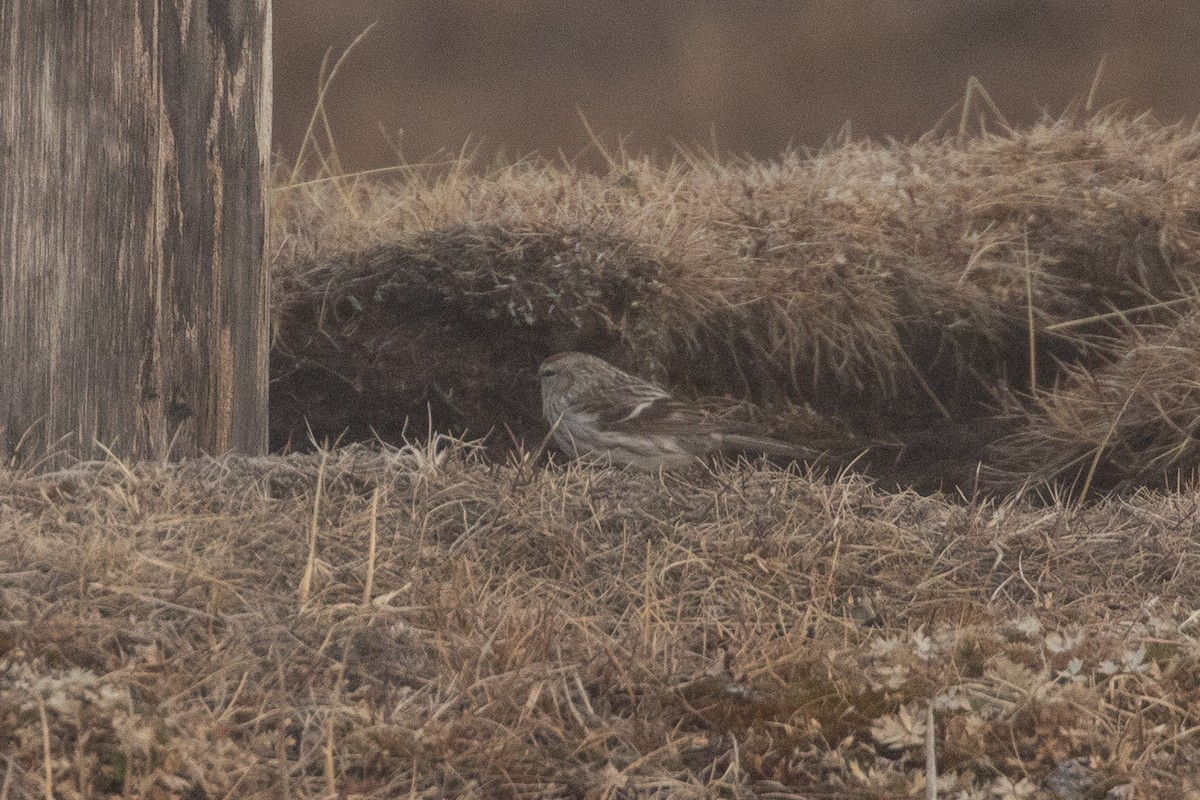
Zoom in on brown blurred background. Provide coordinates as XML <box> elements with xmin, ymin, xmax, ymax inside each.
<box><xmin>274</xmin><ymin>1</ymin><xmax>1200</xmax><ymax>172</ymax></box>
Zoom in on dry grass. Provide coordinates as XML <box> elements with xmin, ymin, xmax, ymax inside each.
<box><xmin>986</xmin><ymin>307</ymin><xmax>1200</xmax><ymax>496</ymax></box>
<box><xmin>271</xmin><ymin>111</ymin><xmax>1200</xmax><ymax>495</ymax></box>
<box><xmin>4</xmin><ymin>443</ymin><xmax>1200</xmax><ymax>798</ymax></box>
<box><xmin>5</xmin><ymin>110</ymin><xmax>1200</xmax><ymax>798</ymax></box>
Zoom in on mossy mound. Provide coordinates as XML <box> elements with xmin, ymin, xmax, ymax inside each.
<box><xmin>272</xmin><ymin>114</ymin><xmax>1200</xmax><ymax>496</ymax></box>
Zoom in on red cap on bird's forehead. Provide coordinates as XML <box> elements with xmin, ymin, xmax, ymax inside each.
<box><xmin>538</xmin><ymin>352</ymin><xmax>573</xmax><ymax>374</ymax></box>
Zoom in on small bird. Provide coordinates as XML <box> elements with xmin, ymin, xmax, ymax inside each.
<box><xmin>537</xmin><ymin>351</ymin><xmax>821</xmax><ymax>468</ymax></box>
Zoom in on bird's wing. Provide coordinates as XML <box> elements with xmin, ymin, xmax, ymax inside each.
<box><xmin>603</xmin><ymin>393</ymin><xmax>719</xmax><ymax>435</ymax></box>
<box><xmin>567</xmin><ymin>376</ymin><xmax>719</xmax><ymax>435</ymax></box>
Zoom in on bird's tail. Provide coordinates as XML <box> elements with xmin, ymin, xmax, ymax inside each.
<box><xmin>718</xmin><ymin>434</ymin><xmax>822</xmax><ymax>463</ymax></box>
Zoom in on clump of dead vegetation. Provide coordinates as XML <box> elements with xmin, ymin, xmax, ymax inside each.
<box><xmin>3</xmin><ymin>443</ymin><xmax>1200</xmax><ymax>798</ymax></box>
<box><xmin>271</xmin><ymin>110</ymin><xmax>1200</xmax><ymax>496</ymax></box>
<box><xmin>985</xmin><ymin>307</ymin><xmax>1200</xmax><ymax>495</ymax></box>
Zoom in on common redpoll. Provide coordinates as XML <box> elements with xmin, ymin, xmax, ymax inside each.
<box><xmin>537</xmin><ymin>351</ymin><xmax>820</xmax><ymax>468</ymax></box>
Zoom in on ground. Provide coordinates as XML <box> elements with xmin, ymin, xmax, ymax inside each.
<box><xmin>3</xmin><ymin>446</ymin><xmax>1200</xmax><ymax>798</ymax></box>
<box><xmin>4</xmin><ymin>112</ymin><xmax>1200</xmax><ymax>798</ymax></box>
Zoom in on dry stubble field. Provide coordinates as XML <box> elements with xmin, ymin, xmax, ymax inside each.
<box><xmin>4</xmin><ymin>108</ymin><xmax>1200</xmax><ymax>798</ymax></box>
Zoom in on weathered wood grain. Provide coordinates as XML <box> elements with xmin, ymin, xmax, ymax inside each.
<box><xmin>0</xmin><ymin>1</ymin><xmax>271</xmax><ymax>464</ymax></box>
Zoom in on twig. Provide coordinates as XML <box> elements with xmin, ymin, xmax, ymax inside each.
<box><xmin>925</xmin><ymin>702</ymin><xmax>938</xmax><ymax>800</ymax></box>
<box><xmin>299</xmin><ymin>450</ymin><xmax>328</xmax><ymax>610</ymax></box>
<box><xmin>362</xmin><ymin>486</ymin><xmax>380</xmax><ymax>606</ymax></box>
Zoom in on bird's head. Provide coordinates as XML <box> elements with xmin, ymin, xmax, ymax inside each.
<box><xmin>538</xmin><ymin>351</ymin><xmax>582</xmax><ymax>384</ymax></box>
<box><xmin>537</xmin><ymin>351</ymin><xmax>613</xmax><ymax>396</ymax></box>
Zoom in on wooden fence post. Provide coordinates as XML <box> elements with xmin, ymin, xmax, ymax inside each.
<box><xmin>0</xmin><ymin>1</ymin><xmax>271</xmax><ymax>465</ymax></box>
